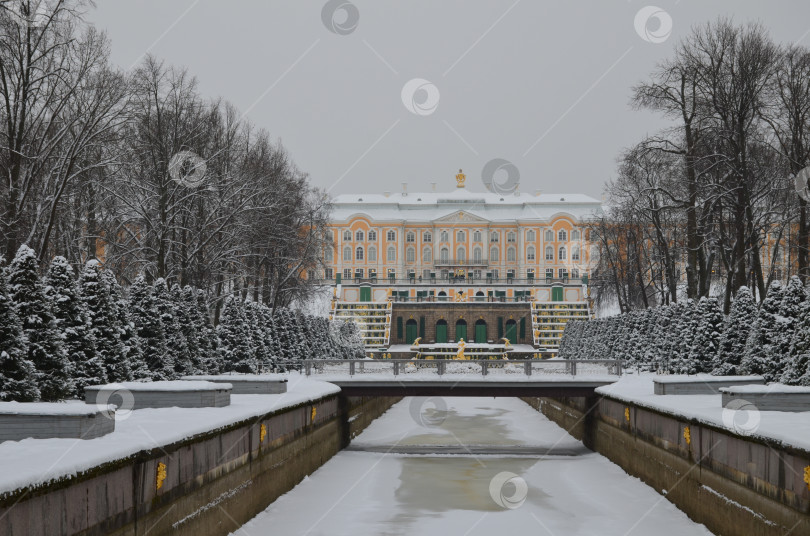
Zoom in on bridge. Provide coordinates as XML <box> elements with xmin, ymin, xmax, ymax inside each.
<box><xmin>299</xmin><ymin>359</ymin><xmax>621</xmax><ymax>397</ymax></box>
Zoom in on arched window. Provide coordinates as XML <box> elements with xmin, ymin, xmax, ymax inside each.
<box><xmin>355</xmin><ymin>246</ymin><xmax>364</xmax><ymax>261</ymax></box>
<box><xmin>571</xmin><ymin>229</ymin><xmax>580</xmax><ymax>240</ymax></box>
<box><xmin>423</xmin><ymin>232</ymin><xmax>432</xmax><ymax>243</ymax></box>
<box><xmin>473</xmin><ymin>230</ymin><xmax>482</xmax><ymax>242</ymax></box>
<box><xmin>457</xmin><ymin>247</ymin><xmax>466</xmax><ymax>261</ymax></box>
<box><xmin>440</xmin><ymin>248</ymin><xmax>449</xmax><ymax>262</ymax></box>
<box><xmin>558</xmin><ymin>246</ymin><xmax>567</xmax><ymax>260</ymax></box>
<box><xmin>545</xmin><ymin>230</ymin><xmax>554</xmax><ymax>242</ymax></box>
<box><xmin>527</xmin><ymin>230</ymin><xmax>536</xmax><ymax>242</ymax></box>
<box><xmin>572</xmin><ymin>245</ymin><xmax>580</xmax><ymax>262</ymax></box>
<box><xmin>507</xmin><ymin>232</ymin><xmax>516</xmax><ymax>243</ymax></box>
<box><xmin>406</xmin><ymin>247</ymin><xmax>415</xmax><ymax>262</ymax></box>
<box><xmin>545</xmin><ymin>246</ymin><xmax>554</xmax><ymax>261</ymax></box>
<box><xmin>406</xmin><ymin>232</ymin><xmax>415</xmax><ymax>243</ymax></box>
<box><xmin>355</xmin><ymin>230</ymin><xmax>364</xmax><ymax>242</ymax></box>
<box><xmin>343</xmin><ymin>246</ymin><xmax>352</xmax><ymax>261</ymax></box>
<box><xmin>507</xmin><ymin>247</ymin><xmax>516</xmax><ymax>262</ymax></box>
<box><xmin>491</xmin><ymin>231</ymin><xmax>499</xmax><ymax>243</ymax></box>
<box><xmin>368</xmin><ymin>246</ymin><xmax>377</xmax><ymax>262</ymax></box>
<box><xmin>527</xmin><ymin>246</ymin><xmax>535</xmax><ymax>261</ymax></box>
<box><xmin>368</xmin><ymin>230</ymin><xmax>377</xmax><ymax>241</ymax></box>
<box><xmin>325</xmin><ymin>248</ymin><xmax>333</xmax><ymax>261</ymax></box>
<box><xmin>457</xmin><ymin>230</ymin><xmax>465</xmax><ymax>242</ymax></box>
<box><xmin>473</xmin><ymin>247</ymin><xmax>482</xmax><ymax>262</ymax></box>
<box><xmin>558</xmin><ymin>229</ymin><xmax>567</xmax><ymax>242</ymax></box>
<box><xmin>423</xmin><ymin>247</ymin><xmax>432</xmax><ymax>262</ymax></box>
<box><xmin>490</xmin><ymin>247</ymin><xmax>499</xmax><ymax>262</ymax></box>
<box><xmin>441</xmin><ymin>230</ymin><xmax>449</xmax><ymax>242</ymax></box>
<box><xmin>387</xmin><ymin>247</ymin><xmax>396</xmax><ymax>261</ymax></box>
<box><xmin>343</xmin><ymin>230</ymin><xmax>351</xmax><ymax>241</ymax></box>
<box><xmin>386</xmin><ymin>230</ymin><xmax>396</xmax><ymax>241</ymax></box>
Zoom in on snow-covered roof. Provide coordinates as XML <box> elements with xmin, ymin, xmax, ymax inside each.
<box><xmin>330</xmin><ymin>187</ymin><xmax>603</xmax><ymax>224</ymax></box>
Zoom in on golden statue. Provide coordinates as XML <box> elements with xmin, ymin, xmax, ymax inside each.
<box><xmin>455</xmin><ymin>168</ymin><xmax>466</xmax><ymax>188</ymax></box>
<box><xmin>455</xmin><ymin>338</ymin><xmax>468</xmax><ymax>360</ymax></box>
<box><xmin>501</xmin><ymin>337</ymin><xmax>511</xmax><ymax>348</ymax></box>
<box><xmin>412</xmin><ymin>337</ymin><xmax>421</xmax><ymax>347</ymax></box>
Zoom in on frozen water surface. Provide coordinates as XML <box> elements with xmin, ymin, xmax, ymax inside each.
<box><xmin>235</xmin><ymin>397</ymin><xmax>712</xmax><ymax>535</ymax></box>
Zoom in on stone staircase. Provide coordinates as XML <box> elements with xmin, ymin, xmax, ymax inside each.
<box><xmin>531</xmin><ymin>301</ymin><xmax>591</xmax><ymax>355</ymax></box>
<box><xmin>330</xmin><ymin>301</ymin><xmax>392</xmax><ymax>354</ymax></box>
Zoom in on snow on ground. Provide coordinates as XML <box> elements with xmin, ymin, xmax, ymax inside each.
<box><xmin>597</xmin><ymin>374</ymin><xmax>810</xmax><ymax>452</ymax></box>
<box><xmin>352</xmin><ymin>396</ymin><xmax>583</xmax><ymax>449</ymax></box>
<box><xmin>0</xmin><ymin>375</ymin><xmax>337</xmax><ymax>496</ymax></box>
<box><xmin>236</xmin><ymin>397</ymin><xmax>711</xmax><ymax>536</ymax></box>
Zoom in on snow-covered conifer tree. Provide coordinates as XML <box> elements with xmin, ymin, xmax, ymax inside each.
<box><xmin>783</xmin><ymin>300</ymin><xmax>810</xmax><ymax>385</ymax></box>
<box><xmin>765</xmin><ymin>276</ymin><xmax>807</xmax><ymax>381</ymax></box>
<box><xmin>103</xmin><ymin>270</ymin><xmax>147</xmax><ymax>380</ymax></box>
<box><xmin>128</xmin><ymin>275</ymin><xmax>172</xmax><ymax>380</ymax></box>
<box><xmin>0</xmin><ymin>258</ymin><xmax>39</xmax><ymax>401</ymax></box>
<box><xmin>195</xmin><ymin>289</ymin><xmax>219</xmax><ymax>373</ymax></box>
<box><xmin>8</xmin><ymin>246</ymin><xmax>72</xmax><ymax>400</ymax></box>
<box><xmin>79</xmin><ymin>260</ymin><xmax>130</xmax><ymax>383</ymax></box>
<box><xmin>46</xmin><ymin>257</ymin><xmax>106</xmax><ymax>396</ymax></box>
<box><xmin>218</xmin><ymin>296</ymin><xmax>255</xmax><ymax>372</ymax></box>
<box><xmin>685</xmin><ymin>297</ymin><xmax>723</xmax><ymax>374</ymax></box>
<box><xmin>713</xmin><ymin>287</ymin><xmax>756</xmax><ymax>375</ymax></box>
<box><xmin>741</xmin><ymin>281</ymin><xmax>784</xmax><ymax>380</ymax></box>
<box><xmin>153</xmin><ymin>279</ymin><xmax>187</xmax><ymax>378</ymax></box>
<box><xmin>171</xmin><ymin>283</ymin><xmax>202</xmax><ymax>375</ymax></box>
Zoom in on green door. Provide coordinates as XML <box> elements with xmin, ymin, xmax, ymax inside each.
<box><xmin>505</xmin><ymin>320</ymin><xmax>517</xmax><ymax>344</ymax></box>
<box><xmin>475</xmin><ymin>321</ymin><xmax>487</xmax><ymax>343</ymax></box>
<box><xmin>360</xmin><ymin>287</ymin><xmax>371</xmax><ymax>302</ymax></box>
<box><xmin>552</xmin><ymin>286</ymin><xmax>563</xmax><ymax>302</ymax></box>
<box><xmin>436</xmin><ymin>321</ymin><xmax>448</xmax><ymax>343</ymax></box>
<box><xmin>405</xmin><ymin>320</ymin><xmax>418</xmax><ymax>344</ymax></box>
<box><xmin>455</xmin><ymin>320</ymin><xmax>467</xmax><ymax>341</ymax></box>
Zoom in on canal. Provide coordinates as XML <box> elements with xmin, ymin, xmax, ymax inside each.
<box><xmin>234</xmin><ymin>397</ymin><xmax>712</xmax><ymax>535</ymax></box>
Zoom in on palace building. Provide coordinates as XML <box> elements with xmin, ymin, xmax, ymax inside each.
<box><xmin>324</xmin><ymin>171</ymin><xmax>601</xmax><ymax>357</ymax></box>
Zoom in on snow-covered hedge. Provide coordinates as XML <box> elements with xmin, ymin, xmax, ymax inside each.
<box><xmin>559</xmin><ymin>277</ymin><xmax>810</xmax><ymax>385</ymax></box>
<box><xmin>0</xmin><ymin>245</ymin><xmax>363</xmax><ymax>402</ymax></box>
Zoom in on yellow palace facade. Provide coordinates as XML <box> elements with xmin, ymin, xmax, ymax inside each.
<box><xmin>323</xmin><ymin>172</ymin><xmax>602</xmax><ymax>355</ymax></box>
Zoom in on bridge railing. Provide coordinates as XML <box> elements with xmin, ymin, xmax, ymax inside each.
<box><xmin>297</xmin><ymin>359</ymin><xmax>623</xmax><ymax>378</ymax></box>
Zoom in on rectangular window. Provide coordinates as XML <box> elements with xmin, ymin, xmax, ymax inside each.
<box><xmin>559</xmin><ymin>268</ymin><xmax>568</xmax><ymax>280</ymax></box>
<box><xmin>546</xmin><ymin>268</ymin><xmax>554</xmax><ymax>280</ymax></box>
<box><xmin>572</xmin><ymin>268</ymin><xmax>579</xmax><ymax>279</ymax></box>
<box><xmin>343</xmin><ymin>269</ymin><xmax>351</xmax><ymax>279</ymax></box>
<box><xmin>325</xmin><ymin>268</ymin><xmax>333</xmax><ymax>280</ymax></box>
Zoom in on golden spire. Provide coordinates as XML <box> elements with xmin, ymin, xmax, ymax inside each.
<box><xmin>455</xmin><ymin>168</ymin><xmax>466</xmax><ymax>188</ymax></box>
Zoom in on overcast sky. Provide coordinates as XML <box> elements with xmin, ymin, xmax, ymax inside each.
<box><xmin>87</xmin><ymin>1</ymin><xmax>810</xmax><ymax>199</ymax></box>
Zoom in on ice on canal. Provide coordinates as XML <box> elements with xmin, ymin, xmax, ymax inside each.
<box><xmin>235</xmin><ymin>397</ymin><xmax>711</xmax><ymax>535</ymax></box>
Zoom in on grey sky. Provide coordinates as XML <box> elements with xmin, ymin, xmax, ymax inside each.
<box><xmin>87</xmin><ymin>1</ymin><xmax>810</xmax><ymax>199</ymax></box>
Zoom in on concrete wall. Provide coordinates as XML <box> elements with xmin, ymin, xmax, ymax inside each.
<box><xmin>0</xmin><ymin>394</ymin><xmax>400</xmax><ymax>536</ymax></box>
<box><xmin>522</xmin><ymin>396</ymin><xmax>810</xmax><ymax>536</ymax></box>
